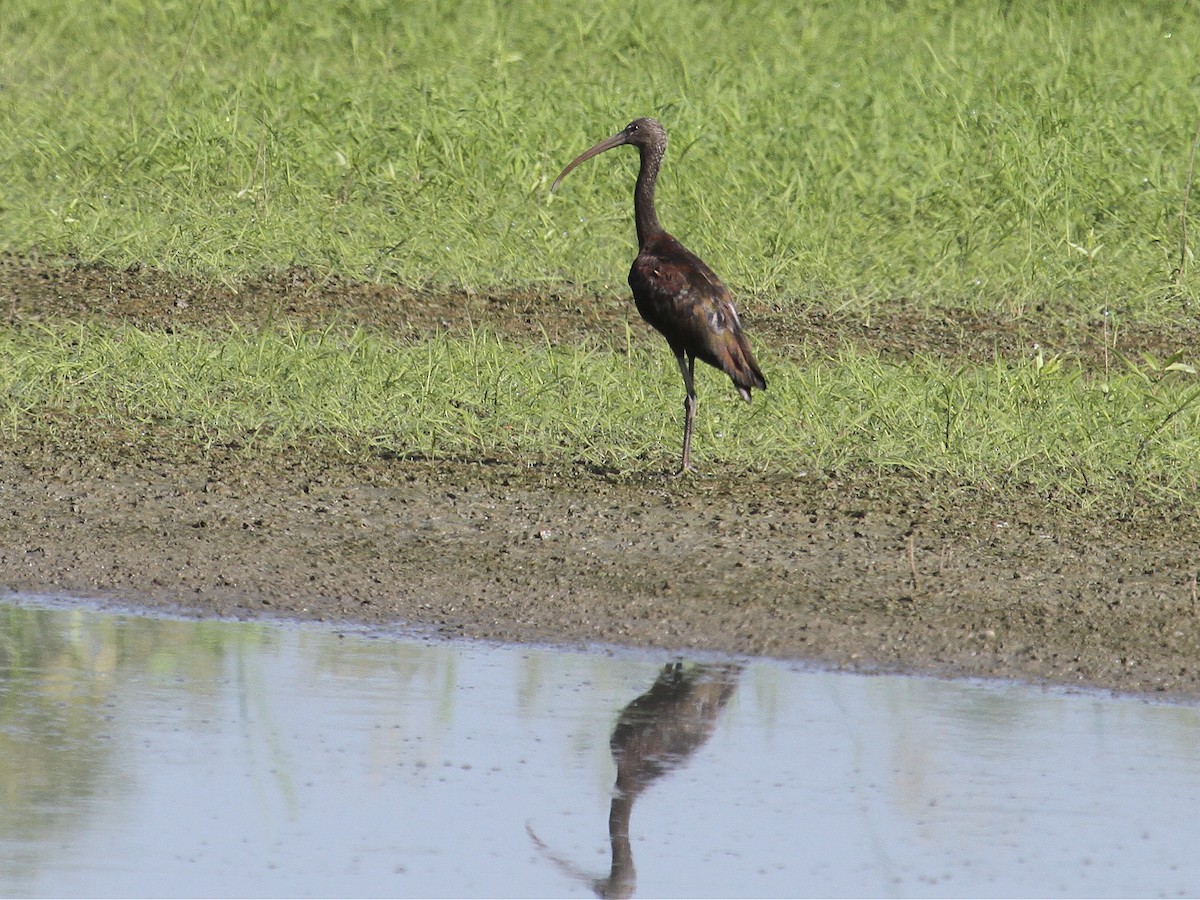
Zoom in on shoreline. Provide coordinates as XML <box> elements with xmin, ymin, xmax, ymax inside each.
<box><xmin>3</xmin><ymin>443</ymin><xmax>1197</xmax><ymax>701</ymax></box>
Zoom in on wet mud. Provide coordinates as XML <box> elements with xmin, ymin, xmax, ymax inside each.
<box><xmin>2</xmin><ymin>258</ymin><xmax>1199</xmax><ymax>698</ymax></box>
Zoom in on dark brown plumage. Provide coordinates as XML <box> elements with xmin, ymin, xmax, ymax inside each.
<box><xmin>552</xmin><ymin>117</ymin><xmax>766</xmax><ymax>473</ymax></box>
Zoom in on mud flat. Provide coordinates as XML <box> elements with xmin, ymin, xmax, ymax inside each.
<box><xmin>2</xmin><ymin>439</ymin><xmax>1198</xmax><ymax>698</ymax></box>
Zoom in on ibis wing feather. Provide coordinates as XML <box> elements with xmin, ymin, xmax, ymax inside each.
<box><xmin>628</xmin><ymin>234</ymin><xmax>766</xmax><ymax>399</ymax></box>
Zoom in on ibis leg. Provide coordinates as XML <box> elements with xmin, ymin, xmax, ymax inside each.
<box><xmin>676</xmin><ymin>353</ymin><xmax>698</xmax><ymax>474</ymax></box>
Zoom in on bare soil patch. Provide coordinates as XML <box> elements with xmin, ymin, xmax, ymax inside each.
<box><xmin>6</xmin><ymin>255</ymin><xmax>1200</xmax><ymax>364</ymax></box>
<box><xmin>3</xmin><ymin>258</ymin><xmax>1199</xmax><ymax>698</ymax></box>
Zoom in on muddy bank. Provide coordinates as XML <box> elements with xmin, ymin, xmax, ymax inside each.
<box><xmin>6</xmin><ymin>254</ymin><xmax>1200</xmax><ymax>365</ymax></box>
<box><xmin>2</xmin><ymin>438</ymin><xmax>1198</xmax><ymax>698</ymax></box>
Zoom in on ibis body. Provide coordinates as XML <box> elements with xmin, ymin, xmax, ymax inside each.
<box><xmin>552</xmin><ymin>117</ymin><xmax>765</xmax><ymax>473</ymax></box>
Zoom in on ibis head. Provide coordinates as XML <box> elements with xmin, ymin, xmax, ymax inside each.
<box><xmin>552</xmin><ymin>118</ymin><xmax>667</xmax><ymax>192</ymax></box>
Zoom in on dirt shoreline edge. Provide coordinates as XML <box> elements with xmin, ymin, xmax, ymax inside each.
<box><xmin>3</xmin><ymin>441</ymin><xmax>1198</xmax><ymax>700</ymax></box>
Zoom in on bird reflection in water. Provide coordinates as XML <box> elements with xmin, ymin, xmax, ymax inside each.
<box><xmin>528</xmin><ymin>661</ymin><xmax>742</xmax><ymax>898</ymax></box>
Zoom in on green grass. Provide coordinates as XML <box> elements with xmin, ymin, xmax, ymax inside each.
<box><xmin>2</xmin><ymin>0</ymin><xmax>1199</xmax><ymax>316</ymax></box>
<box><xmin>5</xmin><ymin>1</ymin><xmax>1200</xmax><ymax>509</ymax></box>
<box><xmin>4</xmin><ymin>322</ymin><xmax>1199</xmax><ymax>508</ymax></box>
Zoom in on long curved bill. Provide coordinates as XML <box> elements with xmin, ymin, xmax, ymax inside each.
<box><xmin>551</xmin><ymin>129</ymin><xmax>629</xmax><ymax>192</ymax></box>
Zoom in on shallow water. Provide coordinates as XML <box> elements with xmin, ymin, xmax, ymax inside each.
<box><xmin>2</xmin><ymin>598</ymin><xmax>1199</xmax><ymax>898</ymax></box>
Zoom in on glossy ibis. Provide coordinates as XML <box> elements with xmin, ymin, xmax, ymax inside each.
<box><xmin>552</xmin><ymin>117</ymin><xmax>766</xmax><ymax>473</ymax></box>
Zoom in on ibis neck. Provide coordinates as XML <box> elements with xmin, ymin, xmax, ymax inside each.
<box><xmin>633</xmin><ymin>146</ymin><xmax>664</xmax><ymax>247</ymax></box>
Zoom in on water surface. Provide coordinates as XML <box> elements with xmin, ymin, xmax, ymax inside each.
<box><xmin>2</xmin><ymin>597</ymin><xmax>1199</xmax><ymax>897</ymax></box>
